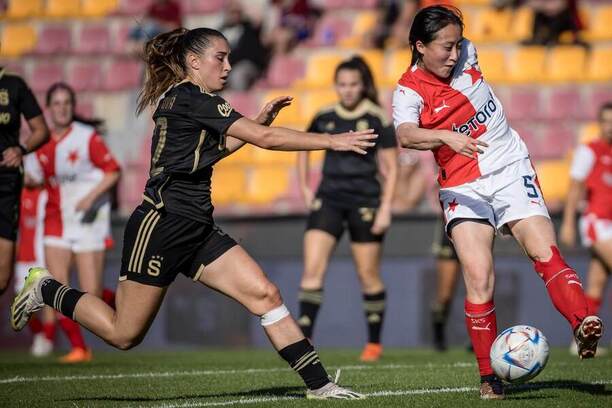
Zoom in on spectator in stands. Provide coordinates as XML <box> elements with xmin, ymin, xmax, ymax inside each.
<box><xmin>127</xmin><ymin>0</ymin><xmax>183</xmax><ymax>55</ymax></box>
<box><xmin>524</xmin><ymin>0</ymin><xmax>584</xmax><ymax>46</ymax></box>
<box><xmin>263</xmin><ymin>0</ymin><xmax>320</xmax><ymax>55</ymax></box>
<box><xmin>363</xmin><ymin>0</ymin><xmax>419</xmax><ymax>49</ymax></box>
<box><xmin>219</xmin><ymin>0</ymin><xmax>270</xmax><ymax>90</ymax></box>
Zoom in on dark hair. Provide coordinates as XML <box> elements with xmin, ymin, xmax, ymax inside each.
<box><xmin>334</xmin><ymin>55</ymin><xmax>380</xmax><ymax>106</ymax></box>
<box><xmin>409</xmin><ymin>5</ymin><xmax>464</xmax><ymax>66</ymax></box>
<box><xmin>137</xmin><ymin>27</ymin><xmax>227</xmax><ymax>115</ymax></box>
<box><xmin>599</xmin><ymin>101</ymin><xmax>612</xmax><ymax>120</ymax></box>
<box><xmin>46</xmin><ymin>82</ymin><xmax>105</xmax><ymax>131</ymax></box>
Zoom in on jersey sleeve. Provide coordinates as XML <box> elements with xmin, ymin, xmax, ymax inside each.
<box><xmin>192</xmin><ymin>94</ymin><xmax>243</xmax><ymax>135</ymax></box>
<box><xmin>17</xmin><ymin>77</ymin><xmax>43</xmax><ymax>120</ymax></box>
<box><xmin>89</xmin><ymin>133</ymin><xmax>120</xmax><ymax>173</ymax></box>
<box><xmin>378</xmin><ymin>124</ymin><xmax>398</xmax><ymax>149</ymax></box>
<box><xmin>392</xmin><ymin>85</ymin><xmax>423</xmax><ymax>129</ymax></box>
<box><xmin>24</xmin><ymin>153</ymin><xmax>44</xmax><ymax>184</ymax></box>
<box><xmin>569</xmin><ymin>144</ymin><xmax>595</xmax><ymax>181</ymax></box>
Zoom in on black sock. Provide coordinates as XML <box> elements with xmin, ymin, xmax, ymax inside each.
<box><xmin>40</xmin><ymin>279</ymin><xmax>85</xmax><ymax>320</ymax></box>
<box><xmin>279</xmin><ymin>338</ymin><xmax>330</xmax><ymax>390</ymax></box>
<box><xmin>363</xmin><ymin>291</ymin><xmax>386</xmax><ymax>344</ymax></box>
<box><xmin>298</xmin><ymin>288</ymin><xmax>323</xmax><ymax>339</ymax></box>
<box><xmin>432</xmin><ymin>301</ymin><xmax>451</xmax><ymax>350</ymax></box>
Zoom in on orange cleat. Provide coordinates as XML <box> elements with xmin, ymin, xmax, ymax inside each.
<box><xmin>59</xmin><ymin>347</ymin><xmax>92</xmax><ymax>364</ymax></box>
<box><xmin>360</xmin><ymin>343</ymin><xmax>383</xmax><ymax>362</ymax></box>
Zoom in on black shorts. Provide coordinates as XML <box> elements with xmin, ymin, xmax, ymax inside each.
<box><xmin>0</xmin><ymin>172</ymin><xmax>23</xmax><ymax>241</ymax></box>
<box><xmin>431</xmin><ymin>219</ymin><xmax>458</xmax><ymax>260</ymax></box>
<box><xmin>119</xmin><ymin>203</ymin><xmax>237</xmax><ymax>287</ymax></box>
<box><xmin>306</xmin><ymin>197</ymin><xmax>383</xmax><ymax>243</ymax></box>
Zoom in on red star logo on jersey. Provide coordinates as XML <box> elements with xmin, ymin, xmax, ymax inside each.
<box><xmin>464</xmin><ymin>66</ymin><xmax>482</xmax><ymax>85</ymax></box>
<box><xmin>448</xmin><ymin>198</ymin><xmax>459</xmax><ymax>213</ymax></box>
<box><xmin>67</xmin><ymin>149</ymin><xmax>79</xmax><ymax>165</ymax></box>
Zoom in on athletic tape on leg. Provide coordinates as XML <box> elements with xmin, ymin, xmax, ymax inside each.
<box><xmin>261</xmin><ymin>304</ymin><xmax>290</xmax><ymax>326</ymax></box>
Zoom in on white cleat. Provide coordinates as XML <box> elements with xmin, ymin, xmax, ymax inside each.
<box><xmin>306</xmin><ymin>382</ymin><xmax>366</xmax><ymax>400</ymax></box>
<box><xmin>574</xmin><ymin>315</ymin><xmax>604</xmax><ymax>359</ymax></box>
<box><xmin>10</xmin><ymin>267</ymin><xmax>52</xmax><ymax>331</ymax></box>
<box><xmin>30</xmin><ymin>333</ymin><xmax>53</xmax><ymax>357</ymax></box>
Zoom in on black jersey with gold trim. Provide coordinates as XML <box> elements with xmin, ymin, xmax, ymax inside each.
<box><xmin>0</xmin><ymin>68</ymin><xmax>42</xmax><ymax>172</ymax></box>
<box><xmin>307</xmin><ymin>99</ymin><xmax>397</xmax><ymax>207</ymax></box>
<box><xmin>143</xmin><ymin>81</ymin><xmax>242</xmax><ymax>224</ymax></box>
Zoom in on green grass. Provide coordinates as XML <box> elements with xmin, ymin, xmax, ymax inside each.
<box><xmin>0</xmin><ymin>348</ymin><xmax>610</xmax><ymax>407</ymax></box>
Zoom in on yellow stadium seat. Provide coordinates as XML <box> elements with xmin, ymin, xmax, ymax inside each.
<box><xmin>0</xmin><ymin>24</ymin><xmax>37</xmax><ymax>57</ymax></box>
<box><xmin>510</xmin><ymin>7</ymin><xmax>534</xmax><ymax>41</ymax></box>
<box><xmin>246</xmin><ymin>166</ymin><xmax>290</xmax><ymax>204</ymax></box>
<box><xmin>476</xmin><ymin>49</ymin><xmax>506</xmax><ymax>83</ymax></box>
<box><xmin>302</xmin><ymin>89</ymin><xmax>338</xmax><ymax>122</ymax></box>
<box><xmin>385</xmin><ymin>49</ymin><xmax>411</xmax><ymax>86</ymax></box>
<box><xmin>586</xmin><ymin>47</ymin><xmax>612</xmax><ymax>81</ymax></box>
<box><xmin>251</xmin><ymin>147</ymin><xmax>297</xmax><ymax>165</ymax></box>
<box><xmin>45</xmin><ymin>0</ymin><xmax>80</xmax><ymax>18</ymax></box>
<box><xmin>6</xmin><ymin>0</ymin><xmax>43</xmax><ymax>19</ymax></box>
<box><xmin>339</xmin><ymin>10</ymin><xmax>378</xmax><ymax>47</ymax></box>
<box><xmin>547</xmin><ymin>46</ymin><xmax>587</xmax><ymax>82</ymax></box>
<box><xmin>508</xmin><ymin>46</ymin><xmax>546</xmax><ymax>83</ymax></box>
<box><xmin>475</xmin><ymin>8</ymin><xmax>514</xmax><ymax>43</ymax></box>
<box><xmin>82</xmin><ymin>0</ymin><xmax>118</xmax><ymax>17</ymax></box>
<box><xmin>261</xmin><ymin>90</ymin><xmax>303</xmax><ymax>126</ymax></box>
<box><xmin>294</xmin><ymin>53</ymin><xmax>344</xmax><ymax>89</ymax></box>
<box><xmin>454</xmin><ymin>0</ymin><xmax>490</xmax><ymax>5</ymax></box>
<box><xmin>578</xmin><ymin>122</ymin><xmax>600</xmax><ymax>144</ymax></box>
<box><xmin>584</xmin><ymin>5</ymin><xmax>612</xmax><ymax>41</ymax></box>
<box><xmin>360</xmin><ymin>49</ymin><xmax>385</xmax><ymax>87</ymax></box>
<box><xmin>535</xmin><ymin>159</ymin><xmax>571</xmax><ymax>204</ymax></box>
<box><xmin>211</xmin><ymin>167</ymin><xmax>247</xmax><ymax>205</ymax></box>
<box><xmin>220</xmin><ymin>144</ymin><xmax>255</xmax><ymax>166</ymax></box>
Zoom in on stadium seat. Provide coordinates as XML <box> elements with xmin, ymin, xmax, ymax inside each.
<box><xmin>543</xmin><ymin>87</ymin><xmax>584</xmax><ymax>120</ymax></box>
<box><xmin>546</xmin><ymin>46</ymin><xmax>587</xmax><ymax>82</ymax></box>
<box><xmin>211</xmin><ymin>168</ymin><xmax>247</xmax><ymax>205</ymax></box>
<box><xmin>0</xmin><ymin>24</ymin><xmax>37</xmax><ymax>57</ymax></box>
<box><xmin>311</xmin><ymin>14</ymin><xmax>353</xmax><ymax>46</ymax></box>
<box><xmin>338</xmin><ymin>10</ymin><xmax>378</xmax><ymax>48</ymax></box>
<box><xmin>246</xmin><ymin>166</ymin><xmax>290</xmax><ymax>204</ymax></box>
<box><xmin>29</xmin><ymin>62</ymin><xmax>65</xmax><ymax>93</ymax></box>
<box><xmin>508</xmin><ymin>47</ymin><xmax>546</xmax><ymax>83</ymax></box>
<box><xmin>33</xmin><ymin>25</ymin><xmax>71</xmax><ymax>54</ymax></box>
<box><xmin>476</xmin><ymin>49</ymin><xmax>506</xmax><ymax>83</ymax></box>
<box><xmin>584</xmin><ymin>5</ymin><xmax>612</xmax><ymax>41</ymax></box>
<box><xmin>585</xmin><ymin>88</ymin><xmax>612</xmax><ymax>120</ymax></box>
<box><xmin>385</xmin><ymin>49</ymin><xmax>411</xmax><ymax>86</ymax></box>
<box><xmin>294</xmin><ymin>53</ymin><xmax>344</xmax><ymax>88</ymax></box>
<box><xmin>535</xmin><ymin>159</ymin><xmax>571</xmax><ymax>204</ymax></box>
<box><xmin>6</xmin><ymin>0</ymin><xmax>43</xmax><ymax>19</ymax></box>
<box><xmin>505</xmin><ymin>88</ymin><xmax>542</xmax><ymax>121</ymax></box>
<box><xmin>265</xmin><ymin>55</ymin><xmax>305</xmax><ymax>88</ymax></box>
<box><xmin>360</xmin><ymin>49</ymin><xmax>385</xmax><ymax>87</ymax></box>
<box><xmin>45</xmin><ymin>0</ymin><xmax>80</xmax><ymax>18</ymax></box>
<box><xmin>252</xmin><ymin>147</ymin><xmax>297</xmax><ymax>166</ymax></box>
<box><xmin>474</xmin><ymin>8</ymin><xmax>513</xmax><ymax>43</ymax></box>
<box><xmin>540</xmin><ymin>123</ymin><xmax>577</xmax><ymax>159</ymax></box>
<box><xmin>510</xmin><ymin>7</ymin><xmax>534</xmax><ymax>42</ymax></box>
<box><xmin>225</xmin><ymin>91</ymin><xmax>259</xmax><ymax>119</ymax></box>
<box><xmin>261</xmin><ymin>90</ymin><xmax>303</xmax><ymax>126</ymax></box>
<box><xmin>454</xmin><ymin>0</ymin><xmax>489</xmax><ymax>5</ymax></box>
<box><xmin>586</xmin><ymin>47</ymin><xmax>612</xmax><ymax>82</ymax></box>
<box><xmin>111</xmin><ymin>22</ymin><xmax>132</xmax><ymax>54</ymax></box>
<box><xmin>578</xmin><ymin>122</ymin><xmax>600</xmax><ymax>144</ymax></box>
<box><xmin>75</xmin><ymin>25</ymin><xmax>111</xmax><ymax>54</ymax></box>
<box><xmin>301</xmin><ymin>89</ymin><xmax>338</xmax><ymax>122</ymax></box>
<box><xmin>103</xmin><ymin>59</ymin><xmax>142</xmax><ymax>91</ymax></box>
<box><xmin>117</xmin><ymin>0</ymin><xmax>152</xmax><ymax>15</ymax></box>
<box><xmin>184</xmin><ymin>0</ymin><xmax>225</xmax><ymax>13</ymax></box>
<box><xmin>68</xmin><ymin>62</ymin><xmax>104</xmax><ymax>92</ymax></box>
<box><xmin>82</xmin><ymin>0</ymin><xmax>118</xmax><ymax>17</ymax></box>
<box><xmin>220</xmin><ymin>144</ymin><xmax>255</xmax><ymax>166</ymax></box>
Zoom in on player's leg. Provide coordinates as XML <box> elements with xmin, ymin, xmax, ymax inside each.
<box><xmin>74</xmin><ymin>250</ymin><xmax>105</xmax><ymax>298</ymax></box>
<box><xmin>592</xmin><ymin>238</ymin><xmax>612</xmax><ymax>273</ymax></box>
<box><xmin>298</xmin><ymin>200</ymin><xmax>343</xmax><ymax>339</ymax></box>
<box><xmin>195</xmin><ymin>238</ymin><xmax>363</xmax><ymax>399</ymax></box>
<box><xmin>0</xmin><ymin>172</ymin><xmax>22</xmax><ymax>295</ymax></box>
<box><xmin>585</xmin><ymin>252</ymin><xmax>610</xmax><ymax>316</ymax></box>
<box><xmin>0</xmin><ymin>238</ymin><xmax>15</xmax><ymax>295</ymax></box>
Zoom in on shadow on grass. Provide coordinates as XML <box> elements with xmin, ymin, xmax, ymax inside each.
<box><xmin>506</xmin><ymin>380</ymin><xmax>611</xmax><ymax>397</ymax></box>
<box><xmin>60</xmin><ymin>385</ymin><xmax>305</xmax><ymax>403</ymax></box>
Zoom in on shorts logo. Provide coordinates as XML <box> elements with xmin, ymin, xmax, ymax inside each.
<box><xmin>325</xmin><ymin>121</ymin><xmax>335</xmax><ymax>131</ymax></box>
<box><xmin>217</xmin><ymin>102</ymin><xmax>233</xmax><ymax>117</ymax></box>
<box><xmin>356</xmin><ymin>119</ymin><xmax>369</xmax><ymax>131</ymax></box>
<box><xmin>447</xmin><ymin>198</ymin><xmax>459</xmax><ymax>213</ymax></box>
<box><xmin>311</xmin><ymin>198</ymin><xmax>322</xmax><ymax>211</ymax></box>
<box><xmin>147</xmin><ymin>255</ymin><xmax>163</xmax><ymax>277</ymax></box>
<box><xmin>359</xmin><ymin>207</ymin><xmax>375</xmax><ymax>222</ymax></box>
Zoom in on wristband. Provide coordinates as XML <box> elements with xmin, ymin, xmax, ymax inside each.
<box><xmin>17</xmin><ymin>143</ymin><xmax>28</xmax><ymax>155</ymax></box>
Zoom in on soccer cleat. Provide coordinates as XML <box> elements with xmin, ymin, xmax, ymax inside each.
<box><xmin>480</xmin><ymin>375</ymin><xmax>505</xmax><ymax>400</ymax></box>
<box><xmin>30</xmin><ymin>333</ymin><xmax>54</xmax><ymax>357</ymax></box>
<box><xmin>10</xmin><ymin>267</ymin><xmax>52</xmax><ymax>331</ymax></box>
<box><xmin>574</xmin><ymin>315</ymin><xmax>603</xmax><ymax>359</ymax></box>
<box><xmin>360</xmin><ymin>342</ymin><xmax>383</xmax><ymax>362</ymax></box>
<box><xmin>306</xmin><ymin>382</ymin><xmax>366</xmax><ymax>400</ymax></box>
<box><xmin>59</xmin><ymin>347</ymin><xmax>92</xmax><ymax>363</ymax></box>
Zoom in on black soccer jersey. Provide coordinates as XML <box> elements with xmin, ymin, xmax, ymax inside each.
<box><xmin>307</xmin><ymin>99</ymin><xmax>397</xmax><ymax>207</ymax></box>
<box><xmin>0</xmin><ymin>69</ymin><xmax>42</xmax><ymax>173</ymax></box>
<box><xmin>143</xmin><ymin>81</ymin><xmax>242</xmax><ymax>224</ymax></box>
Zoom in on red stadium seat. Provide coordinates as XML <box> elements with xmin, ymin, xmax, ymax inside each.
<box><xmin>183</xmin><ymin>0</ymin><xmax>225</xmax><ymax>13</ymax></box>
<box><xmin>33</xmin><ymin>25</ymin><xmax>71</xmax><ymax>54</ymax></box>
<box><xmin>111</xmin><ymin>22</ymin><xmax>132</xmax><ymax>54</ymax></box>
<box><xmin>585</xmin><ymin>88</ymin><xmax>612</xmax><ymax>120</ymax></box>
<box><xmin>539</xmin><ymin>123</ymin><xmax>576</xmax><ymax>159</ymax></box>
<box><xmin>104</xmin><ymin>59</ymin><xmax>142</xmax><ymax>91</ymax></box>
<box><xmin>74</xmin><ymin>25</ymin><xmax>111</xmax><ymax>54</ymax></box>
<box><xmin>117</xmin><ymin>0</ymin><xmax>152</xmax><ymax>15</ymax></box>
<box><xmin>542</xmin><ymin>87</ymin><xmax>585</xmax><ymax>120</ymax></box>
<box><xmin>68</xmin><ymin>62</ymin><xmax>104</xmax><ymax>92</ymax></box>
<box><xmin>505</xmin><ymin>88</ymin><xmax>542</xmax><ymax>121</ymax></box>
<box><xmin>224</xmin><ymin>91</ymin><xmax>259</xmax><ymax>119</ymax></box>
<box><xmin>265</xmin><ymin>55</ymin><xmax>305</xmax><ymax>88</ymax></box>
<box><xmin>310</xmin><ymin>14</ymin><xmax>353</xmax><ymax>46</ymax></box>
<box><xmin>29</xmin><ymin>62</ymin><xmax>64</xmax><ymax>93</ymax></box>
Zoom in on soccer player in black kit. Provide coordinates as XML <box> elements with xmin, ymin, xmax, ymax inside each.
<box><xmin>0</xmin><ymin>66</ymin><xmax>49</xmax><ymax>296</ymax></box>
<box><xmin>11</xmin><ymin>28</ymin><xmax>376</xmax><ymax>399</ymax></box>
<box><xmin>297</xmin><ymin>56</ymin><xmax>398</xmax><ymax>362</ymax></box>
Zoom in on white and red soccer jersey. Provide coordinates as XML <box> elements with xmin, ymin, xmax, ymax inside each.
<box><xmin>25</xmin><ymin>121</ymin><xmax>120</xmax><ymax>243</ymax></box>
<box><xmin>392</xmin><ymin>39</ymin><xmax>530</xmax><ymax>188</ymax></box>
<box><xmin>16</xmin><ymin>187</ymin><xmax>46</xmax><ymax>264</ymax></box>
<box><xmin>570</xmin><ymin>139</ymin><xmax>612</xmax><ymax>220</ymax></box>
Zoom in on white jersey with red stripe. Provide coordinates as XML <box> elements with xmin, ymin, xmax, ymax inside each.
<box><xmin>24</xmin><ymin>121</ymin><xmax>120</xmax><ymax>249</ymax></box>
<box><xmin>392</xmin><ymin>39</ymin><xmax>530</xmax><ymax>188</ymax></box>
<box><xmin>16</xmin><ymin>187</ymin><xmax>46</xmax><ymax>264</ymax></box>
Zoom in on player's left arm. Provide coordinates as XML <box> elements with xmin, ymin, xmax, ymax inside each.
<box><xmin>560</xmin><ymin>144</ymin><xmax>593</xmax><ymax>247</ymax></box>
<box><xmin>372</xmin><ymin>126</ymin><xmax>399</xmax><ymax>235</ymax></box>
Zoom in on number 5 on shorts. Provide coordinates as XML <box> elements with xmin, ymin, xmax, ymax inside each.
<box><xmin>522</xmin><ymin>175</ymin><xmax>539</xmax><ymax>198</ymax></box>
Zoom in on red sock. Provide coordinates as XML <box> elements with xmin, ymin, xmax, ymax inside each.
<box><xmin>28</xmin><ymin>315</ymin><xmax>43</xmax><ymax>335</ymax></box>
<box><xmin>534</xmin><ymin>246</ymin><xmax>588</xmax><ymax>330</ymax></box>
<box><xmin>57</xmin><ymin>315</ymin><xmax>86</xmax><ymax>350</ymax></box>
<box><xmin>102</xmin><ymin>288</ymin><xmax>116</xmax><ymax>308</ymax></box>
<box><xmin>465</xmin><ymin>299</ymin><xmax>497</xmax><ymax>377</ymax></box>
<box><xmin>43</xmin><ymin>322</ymin><xmax>56</xmax><ymax>342</ymax></box>
<box><xmin>585</xmin><ymin>295</ymin><xmax>601</xmax><ymax>316</ymax></box>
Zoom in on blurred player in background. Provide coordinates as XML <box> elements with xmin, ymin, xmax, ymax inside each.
<box><xmin>297</xmin><ymin>56</ymin><xmax>398</xmax><ymax>362</ymax></box>
<box><xmin>12</xmin><ymin>28</ymin><xmax>375</xmax><ymax>399</ymax></box>
<box><xmin>561</xmin><ymin>101</ymin><xmax>612</xmax><ymax>354</ymax></box>
<box><xmin>0</xmin><ymin>65</ymin><xmax>49</xmax><ymax>296</ymax></box>
<box><xmin>393</xmin><ymin>5</ymin><xmax>602</xmax><ymax>399</ymax></box>
<box><xmin>24</xmin><ymin>83</ymin><xmax>121</xmax><ymax>363</ymax></box>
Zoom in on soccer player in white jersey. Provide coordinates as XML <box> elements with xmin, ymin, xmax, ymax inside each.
<box><xmin>25</xmin><ymin>83</ymin><xmax>121</xmax><ymax>363</ymax></box>
<box><xmin>392</xmin><ymin>5</ymin><xmax>603</xmax><ymax>400</ymax></box>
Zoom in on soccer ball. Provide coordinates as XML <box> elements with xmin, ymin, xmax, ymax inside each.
<box><xmin>490</xmin><ymin>325</ymin><xmax>549</xmax><ymax>383</ymax></box>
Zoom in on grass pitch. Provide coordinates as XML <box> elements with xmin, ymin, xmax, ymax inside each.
<box><xmin>0</xmin><ymin>347</ymin><xmax>610</xmax><ymax>407</ymax></box>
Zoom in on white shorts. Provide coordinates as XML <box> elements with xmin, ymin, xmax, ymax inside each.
<box><xmin>439</xmin><ymin>158</ymin><xmax>551</xmax><ymax>236</ymax></box>
<box><xmin>579</xmin><ymin>214</ymin><xmax>612</xmax><ymax>247</ymax></box>
<box><xmin>14</xmin><ymin>262</ymin><xmax>37</xmax><ymax>293</ymax></box>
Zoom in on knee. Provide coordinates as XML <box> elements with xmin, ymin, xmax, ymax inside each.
<box><xmin>109</xmin><ymin>332</ymin><xmax>143</xmax><ymax>351</ymax></box>
<box><xmin>261</xmin><ymin>282</ymin><xmax>282</xmax><ymax>310</ymax></box>
<box><xmin>360</xmin><ymin>272</ymin><xmax>384</xmax><ymax>293</ymax></box>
